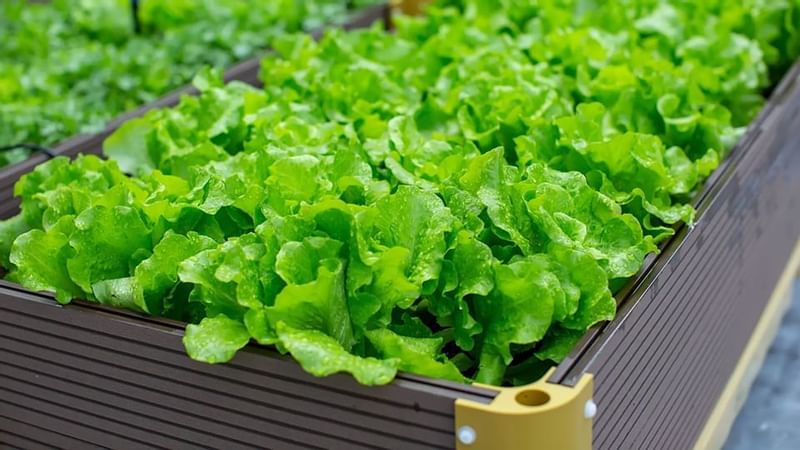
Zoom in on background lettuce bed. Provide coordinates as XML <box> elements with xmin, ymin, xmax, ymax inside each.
<box><xmin>1</xmin><ymin>0</ymin><xmax>798</xmax><ymax>387</ymax></box>
<box><xmin>0</xmin><ymin>0</ymin><xmax>380</xmax><ymax>168</ymax></box>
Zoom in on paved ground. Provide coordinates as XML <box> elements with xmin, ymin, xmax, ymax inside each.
<box><xmin>723</xmin><ymin>280</ymin><xmax>800</xmax><ymax>450</ymax></box>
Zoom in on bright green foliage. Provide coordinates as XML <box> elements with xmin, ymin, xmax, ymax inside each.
<box><xmin>184</xmin><ymin>315</ymin><xmax>252</xmax><ymax>364</ymax></box>
<box><xmin>0</xmin><ymin>0</ymin><xmax>380</xmax><ymax>168</ymax></box>
<box><xmin>366</xmin><ymin>328</ymin><xmax>465</xmax><ymax>382</ymax></box>
<box><xmin>0</xmin><ymin>148</ymin><xmax>28</xmax><ymax>169</ymax></box>
<box><xmin>1</xmin><ymin>0</ymin><xmax>797</xmax><ymax>386</ymax></box>
<box><xmin>10</xmin><ymin>216</ymin><xmax>83</xmax><ymax>304</ymax></box>
<box><xmin>276</xmin><ymin>322</ymin><xmax>399</xmax><ymax>385</ymax></box>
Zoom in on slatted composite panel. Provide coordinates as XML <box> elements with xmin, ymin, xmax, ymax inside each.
<box><xmin>0</xmin><ymin>285</ymin><xmax>497</xmax><ymax>450</ymax></box>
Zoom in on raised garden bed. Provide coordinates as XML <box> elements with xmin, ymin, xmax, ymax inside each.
<box><xmin>1</xmin><ymin>2</ymin><xmax>799</xmax><ymax>449</ymax></box>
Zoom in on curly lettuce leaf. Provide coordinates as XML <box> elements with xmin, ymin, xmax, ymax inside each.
<box><xmin>9</xmin><ymin>216</ymin><xmax>83</xmax><ymax>303</ymax></box>
<box><xmin>184</xmin><ymin>315</ymin><xmax>252</xmax><ymax>364</ymax></box>
<box><xmin>3</xmin><ymin>0</ymin><xmax>797</xmax><ymax>388</ymax></box>
<box><xmin>276</xmin><ymin>322</ymin><xmax>399</xmax><ymax>386</ymax></box>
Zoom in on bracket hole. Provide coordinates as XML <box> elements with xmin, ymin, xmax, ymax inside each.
<box><xmin>515</xmin><ymin>389</ymin><xmax>550</xmax><ymax>407</ymax></box>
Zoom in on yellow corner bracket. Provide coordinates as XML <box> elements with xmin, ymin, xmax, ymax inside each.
<box><xmin>455</xmin><ymin>370</ymin><xmax>594</xmax><ymax>450</ymax></box>
<box><xmin>391</xmin><ymin>0</ymin><xmax>430</xmax><ymax>15</ymax></box>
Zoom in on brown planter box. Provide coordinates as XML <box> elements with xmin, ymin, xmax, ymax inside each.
<box><xmin>1</xmin><ymin>22</ymin><xmax>799</xmax><ymax>450</ymax></box>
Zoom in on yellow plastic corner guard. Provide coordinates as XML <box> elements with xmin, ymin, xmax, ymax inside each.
<box><xmin>455</xmin><ymin>370</ymin><xmax>594</xmax><ymax>450</ymax></box>
<box><xmin>391</xmin><ymin>0</ymin><xmax>430</xmax><ymax>15</ymax></box>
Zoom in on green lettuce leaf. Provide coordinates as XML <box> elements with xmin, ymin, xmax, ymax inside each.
<box><xmin>276</xmin><ymin>322</ymin><xmax>399</xmax><ymax>386</ymax></box>
<box><xmin>67</xmin><ymin>206</ymin><xmax>152</xmax><ymax>294</ymax></box>
<box><xmin>366</xmin><ymin>329</ymin><xmax>465</xmax><ymax>382</ymax></box>
<box><xmin>3</xmin><ymin>0</ymin><xmax>796</xmax><ymax>388</ymax></box>
<box><xmin>9</xmin><ymin>216</ymin><xmax>83</xmax><ymax>303</ymax></box>
<box><xmin>184</xmin><ymin>315</ymin><xmax>252</xmax><ymax>364</ymax></box>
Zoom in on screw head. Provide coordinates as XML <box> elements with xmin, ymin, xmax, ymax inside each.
<box><xmin>584</xmin><ymin>399</ymin><xmax>597</xmax><ymax>419</ymax></box>
<box><xmin>457</xmin><ymin>425</ymin><xmax>477</xmax><ymax>445</ymax></box>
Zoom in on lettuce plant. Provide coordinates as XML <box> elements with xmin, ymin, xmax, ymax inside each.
<box><xmin>1</xmin><ymin>0</ymin><xmax>797</xmax><ymax>386</ymax></box>
<box><xmin>0</xmin><ymin>0</ymin><xmax>381</xmax><ymax>167</ymax></box>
